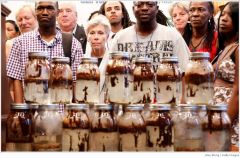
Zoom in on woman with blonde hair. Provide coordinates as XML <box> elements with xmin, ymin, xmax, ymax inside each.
<box><xmin>85</xmin><ymin>14</ymin><xmax>111</xmax><ymax>102</ymax></box>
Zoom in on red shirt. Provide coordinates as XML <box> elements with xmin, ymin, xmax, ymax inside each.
<box><xmin>189</xmin><ymin>31</ymin><xmax>218</xmax><ymax>61</ymax></box>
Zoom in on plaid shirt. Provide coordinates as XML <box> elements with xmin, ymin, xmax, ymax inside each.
<box><xmin>7</xmin><ymin>28</ymin><xmax>83</xmax><ymax>81</ymax></box>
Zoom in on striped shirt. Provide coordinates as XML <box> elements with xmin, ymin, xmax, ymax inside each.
<box><xmin>7</xmin><ymin>28</ymin><xmax>83</xmax><ymax>81</ymax></box>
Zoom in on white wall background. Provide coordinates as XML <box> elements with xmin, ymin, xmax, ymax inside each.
<box><xmin>3</xmin><ymin>0</ymin><xmax>173</xmax><ymax>27</ymax></box>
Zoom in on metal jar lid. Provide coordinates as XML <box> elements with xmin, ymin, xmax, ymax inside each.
<box><xmin>81</xmin><ymin>57</ymin><xmax>98</xmax><ymax>64</ymax></box>
<box><xmin>135</xmin><ymin>56</ymin><xmax>153</xmax><ymax>63</ymax></box>
<box><xmin>52</xmin><ymin>57</ymin><xmax>70</xmax><ymax>63</ymax></box>
<box><xmin>11</xmin><ymin>103</ymin><xmax>30</xmax><ymax>110</ymax></box>
<box><xmin>207</xmin><ymin>103</ymin><xmax>227</xmax><ymax>111</ymax></box>
<box><xmin>29</xmin><ymin>103</ymin><xmax>39</xmax><ymax>110</ymax></box>
<box><xmin>66</xmin><ymin>103</ymin><xmax>89</xmax><ymax>110</ymax></box>
<box><xmin>149</xmin><ymin>104</ymin><xmax>171</xmax><ymax>110</ymax></box>
<box><xmin>110</xmin><ymin>51</ymin><xmax>130</xmax><ymax>59</ymax></box>
<box><xmin>190</xmin><ymin>52</ymin><xmax>210</xmax><ymax>59</ymax></box>
<box><xmin>160</xmin><ymin>56</ymin><xmax>178</xmax><ymax>62</ymax></box>
<box><xmin>179</xmin><ymin>104</ymin><xmax>199</xmax><ymax>111</ymax></box>
<box><xmin>29</xmin><ymin>51</ymin><xmax>49</xmax><ymax>58</ymax></box>
<box><xmin>125</xmin><ymin>104</ymin><xmax>144</xmax><ymax>111</ymax></box>
<box><xmin>38</xmin><ymin>104</ymin><xmax>59</xmax><ymax>110</ymax></box>
<box><xmin>94</xmin><ymin>103</ymin><xmax>113</xmax><ymax>110</ymax></box>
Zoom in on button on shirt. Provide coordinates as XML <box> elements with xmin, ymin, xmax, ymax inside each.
<box><xmin>7</xmin><ymin>28</ymin><xmax>83</xmax><ymax>81</ymax></box>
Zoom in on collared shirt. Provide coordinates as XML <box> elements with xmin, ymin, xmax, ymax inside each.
<box><xmin>7</xmin><ymin>28</ymin><xmax>83</xmax><ymax>81</ymax></box>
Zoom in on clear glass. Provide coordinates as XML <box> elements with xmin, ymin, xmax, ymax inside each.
<box><xmin>49</xmin><ymin>57</ymin><xmax>72</xmax><ymax>104</ymax></box>
<box><xmin>33</xmin><ymin>105</ymin><xmax>62</xmax><ymax>151</ymax></box>
<box><xmin>202</xmin><ymin>105</ymin><xmax>231</xmax><ymax>151</ymax></box>
<box><xmin>118</xmin><ymin>105</ymin><xmax>146</xmax><ymax>151</ymax></box>
<box><xmin>89</xmin><ymin>104</ymin><xmax>118</xmax><ymax>151</ymax></box>
<box><xmin>76</xmin><ymin>57</ymin><xmax>100</xmax><ymax>104</ymax></box>
<box><xmin>24</xmin><ymin>52</ymin><xmax>50</xmax><ymax>104</ymax></box>
<box><xmin>156</xmin><ymin>58</ymin><xmax>181</xmax><ymax>106</ymax></box>
<box><xmin>145</xmin><ymin>104</ymin><xmax>173</xmax><ymax>151</ymax></box>
<box><xmin>132</xmin><ymin>57</ymin><xmax>154</xmax><ymax>104</ymax></box>
<box><xmin>62</xmin><ymin>104</ymin><xmax>90</xmax><ymax>151</ymax></box>
<box><xmin>106</xmin><ymin>52</ymin><xmax>133</xmax><ymax>105</ymax></box>
<box><xmin>173</xmin><ymin>105</ymin><xmax>204</xmax><ymax>151</ymax></box>
<box><xmin>185</xmin><ymin>53</ymin><xmax>214</xmax><ymax>105</ymax></box>
<box><xmin>6</xmin><ymin>104</ymin><xmax>33</xmax><ymax>151</ymax></box>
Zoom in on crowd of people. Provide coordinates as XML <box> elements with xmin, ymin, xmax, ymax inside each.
<box><xmin>5</xmin><ymin>1</ymin><xmax>239</xmax><ymax>150</ymax></box>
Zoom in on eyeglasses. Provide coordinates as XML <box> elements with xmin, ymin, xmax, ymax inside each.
<box><xmin>133</xmin><ymin>1</ymin><xmax>157</xmax><ymax>8</ymax></box>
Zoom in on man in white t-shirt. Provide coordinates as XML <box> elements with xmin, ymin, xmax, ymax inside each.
<box><xmin>111</xmin><ymin>1</ymin><xmax>190</xmax><ymax>72</ymax></box>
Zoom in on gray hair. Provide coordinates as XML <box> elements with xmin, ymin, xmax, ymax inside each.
<box><xmin>169</xmin><ymin>2</ymin><xmax>189</xmax><ymax>18</ymax></box>
<box><xmin>85</xmin><ymin>14</ymin><xmax>111</xmax><ymax>36</ymax></box>
<box><xmin>15</xmin><ymin>5</ymin><xmax>36</xmax><ymax>20</ymax></box>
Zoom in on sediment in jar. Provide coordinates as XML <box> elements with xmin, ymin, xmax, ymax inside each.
<box><xmin>75</xmin><ymin>80</ymin><xmax>99</xmax><ymax>103</ymax></box>
<box><xmin>33</xmin><ymin>135</ymin><xmax>62</xmax><ymax>151</ymax></box>
<box><xmin>146</xmin><ymin>112</ymin><xmax>173</xmax><ymax>151</ymax></box>
<box><xmin>24</xmin><ymin>80</ymin><xmax>50</xmax><ymax>104</ymax></box>
<box><xmin>49</xmin><ymin>80</ymin><xmax>73</xmax><ymax>103</ymax></box>
<box><xmin>202</xmin><ymin>111</ymin><xmax>231</xmax><ymax>151</ymax></box>
<box><xmin>156</xmin><ymin>81</ymin><xmax>180</xmax><ymax>105</ymax></box>
<box><xmin>6</xmin><ymin>143</ymin><xmax>32</xmax><ymax>151</ymax></box>
<box><xmin>132</xmin><ymin>81</ymin><xmax>154</xmax><ymax>103</ymax></box>
<box><xmin>89</xmin><ymin>132</ymin><xmax>119</xmax><ymax>151</ymax></box>
<box><xmin>89</xmin><ymin>110</ymin><xmax>118</xmax><ymax>151</ymax></box>
<box><xmin>24</xmin><ymin>59</ymin><xmax>50</xmax><ymax>80</ymax></box>
<box><xmin>118</xmin><ymin>126</ymin><xmax>146</xmax><ymax>151</ymax></box>
<box><xmin>107</xmin><ymin>74</ymin><xmax>133</xmax><ymax>104</ymax></box>
<box><xmin>62</xmin><ymin>129</ymin><xmax>89</xmax><ymax>151</ymax></box>
<box><xmin>6</xmin><ymin>113</ymin><xmax>33</xmax><ymax>143</ymax></box>
<box><xmin>174</xmin><ymin>139</ymin><xmax>204</xmax><ymax>151</ymax></box>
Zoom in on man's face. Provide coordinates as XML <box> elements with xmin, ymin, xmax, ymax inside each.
<box><xmin>16</xmin><ymin>7</ymin><xmax>37</xmax><ymax>33</ymax></box>
<box><xmin>35</xmin><ymin>1</ymin><xmax>57</xmax><ymax>28</ymax></box>
<box><xmin>133</xmin><ymin>1</ymin><xmax>158</xmax><ymax>23</ymax></box>
<box><xmin>57</xmin><ymin>3</ymin><xmax>77</xmax><ymax>31</ymax></box>
<box><xmin>104</xmin><ymin>1</ymin><xmax>123</xmax><ymax>25</ymax></box>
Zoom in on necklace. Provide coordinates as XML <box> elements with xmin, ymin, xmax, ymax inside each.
<box><xmin>190</xmin><ymin>34</ymin><xmax>207</xmax><ymax>51</ymax></box>
<box><xmin>135</xmin><ymin>25</ymin><xmax>156</xmax><ymax>54</ymax></box>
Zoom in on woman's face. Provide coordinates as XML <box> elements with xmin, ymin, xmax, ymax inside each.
<box><xmin>219</xmin><ymin>4</ymin><xmax>234</xmax><ymax>34</ymax></box>
<box><xmin>189</xmin><ymin>2</ymin><xmax>212</xmax><ymax>28</ymax></box>
<box><xmin>172</xmin><ymin>6</ymin><xmax>189</xmax><ymax>32</ymax></box>
<box><xmin>88</xmin><ymin>24</ymin><xmax>108</xmax><ymax>51</ymax></box>
<box><xmin>6</xmin><ymin>22</ymin><xmax>19</xmax><ymax>40</ymax></box>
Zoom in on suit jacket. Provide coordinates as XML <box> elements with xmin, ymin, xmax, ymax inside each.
<box><xmin>74</xmin><ymin>25</ymin><xmax>87</xmax><ymax>53</ymax></box>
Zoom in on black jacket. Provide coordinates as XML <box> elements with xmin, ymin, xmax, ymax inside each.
<box><xmin>74</xmin><ymin>25</ymin><xmax>87</xmax><ymax>53</ymax></box>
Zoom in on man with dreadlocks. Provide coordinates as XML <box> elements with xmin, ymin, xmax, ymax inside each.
<box><xmin>110</xmin><ymin>1</ymin><xmax>190</xmax><ymax>103</ymax></box>
<box><xmin>111</xmin><ymin>1</ymin><xmax>189</xmax><ymax>72</ymax></box>
<box><xmin>99</xmin><ymin>1</ymin><xmax>132</xmax><ymax>48</ymax></box>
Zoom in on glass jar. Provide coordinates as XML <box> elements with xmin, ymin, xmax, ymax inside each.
<box><xmin>24</xmin><ymin>52</ymin><xmax>50</xmax><ymax>104</ymax></box>
<box><xmin>6</xmin><ymin>103</ymin><xmax>33</xmax><ymax>151</ymax></box>
<box><xmin>33</xmin><ymin>104</ymin><xmax>62</xmax><ymax>151</ymax></box>
<box><xmin>145</xmin><ymin>104</ymin><xmax>173</xmax><ymax>151</ymax></box>
<box><xmin>106</xmin><ymin>52</ymin><xmax>133</xmax><ymax>104</ymax></box>
<box><xmin>185</xmin><ymin>52</ymin><xmax>214</xmax><ymax>105</ymax></box>
<box><xmin>89</xmin><ymin>103</ymin><xmax>118</xmax><ymax>151</ymax></box>
<box><xmin>76</xmin><ymin>57</ymin><xmax>100</xmax><ymax>104</ymax></box>
<box><xmin>173</xmin><ymin>105</ymin><xmax>204</xmax><ymax>151</ymax></box>
<box><xmin>62</xmin><ymin>103</ymin><xmax>90</xmax><ymax>151</ymax></box>
<box><xmin>118</xmin><ymin>104</ymin><xmax>146</xmax><ymax>151</ymax></box>
<box><xmin>156</xmin><ymin>57</ymin><xmax>181</xmax><ymax>106</ymax></box>
<box><xmin>202</xmin><ymin>104</ymin><xmax>231</xmax><ymax>151</ymax></box>
<box><xmin>132</xmin><ymin>57</ymin><xmax>154</xmax><ymax>104</ymax></box>
<box><xmin>49</xmin><ymin>57</ymin><xmax>72</xmax><ymax>104</ymax></box>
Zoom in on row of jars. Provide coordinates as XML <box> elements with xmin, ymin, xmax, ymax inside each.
<box><xmin>6</xmin><ymin>103</ymin><xmax>231</xmax><ymax>151</ymax></box>
<box><xmin>24</xmin><ymin>51</ymin><xmax>214</xmax><ymax>106</ymax></box>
